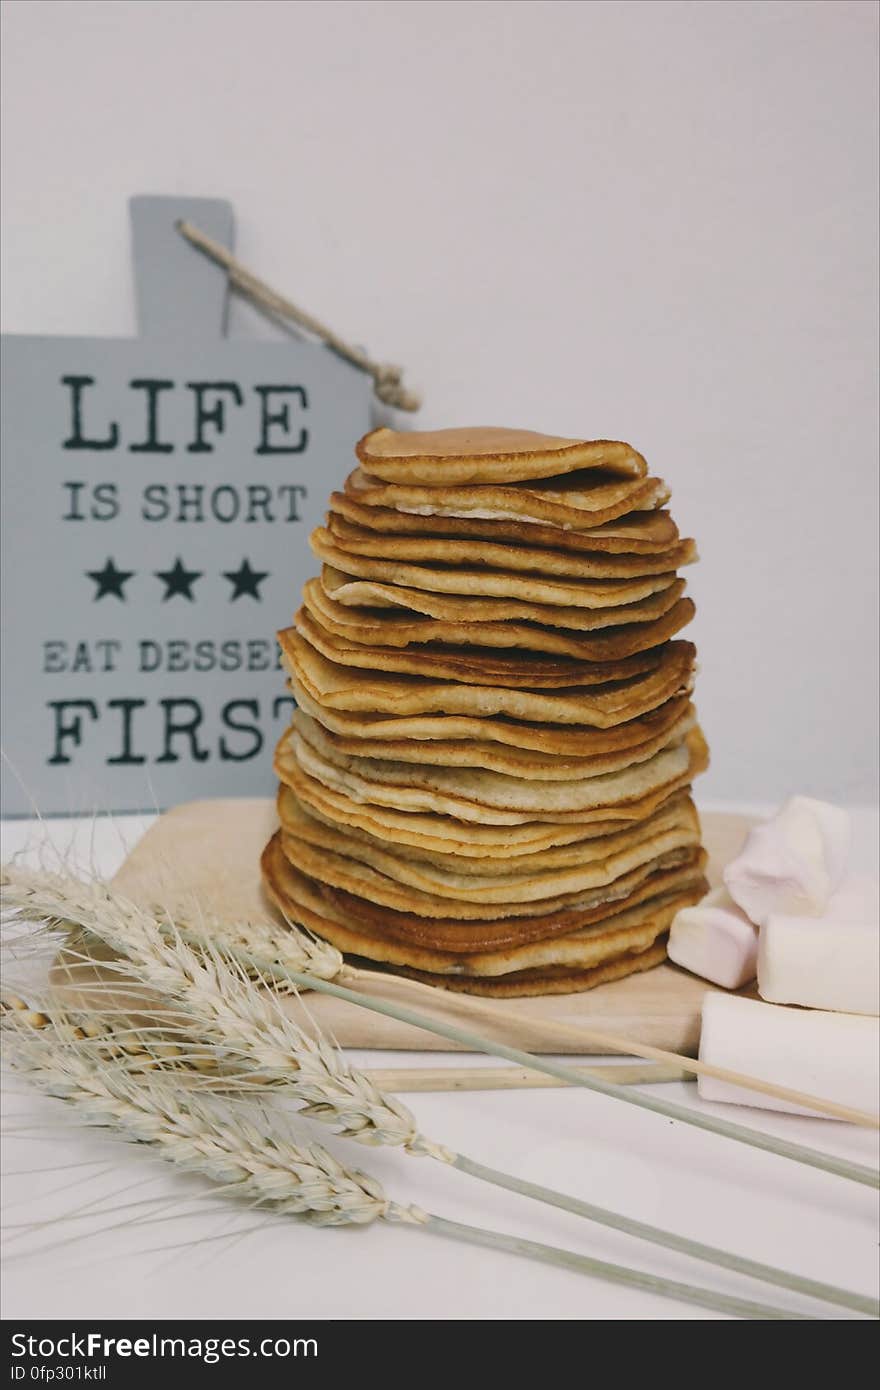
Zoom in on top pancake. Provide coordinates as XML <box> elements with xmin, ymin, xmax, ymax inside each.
<box><xmin>356</xmin><ymin>427</ymin><xmax>647</xmax><ymax>484</ymax></box>
<box><xmin>345</xmin><ymin>468</ymin><xmax>669</xmax><ymax>531</ymax></box>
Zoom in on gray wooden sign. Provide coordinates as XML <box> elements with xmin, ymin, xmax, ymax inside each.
<box><xmin>1</xmin><ymin>197</ymin><xmax>373</xmax><ymax>816</ymax></box>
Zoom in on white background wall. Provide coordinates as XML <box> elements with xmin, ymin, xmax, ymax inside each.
<box><xmin>2</xmin><ymin>0</ymin><xmax>877</xmax><ymax>804</ymax></box>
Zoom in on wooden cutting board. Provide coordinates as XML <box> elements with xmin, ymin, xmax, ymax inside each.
<box><xmin>95</xmin><ymin>798</ymin><xmax>755</xmax><ymax>1055</ymax></box>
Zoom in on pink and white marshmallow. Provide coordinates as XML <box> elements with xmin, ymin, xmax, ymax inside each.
<box><xmin>667</xmin><ymin>887</ymin><xmax>759</xmax><ymax>989</ymax></box>
<box><xmin>723</xmin><ymin>796</ymin><xmax>850</xmax><ymax>928</ymax></box>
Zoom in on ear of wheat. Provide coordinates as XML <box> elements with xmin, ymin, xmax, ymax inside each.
<box><xmin>1</xmin><ymin>1002</ymin><xmax>411</xmax><ymax>1227</ymax></box>
<box><xmin>1</xmin><ymin>862</ymin><xmax>343</xmax><ymax>980</ymax></box>
<box><xmin>2</xmin><ymin>867</ymin><xmax>875</xmax><ymax>1318</ymax></box>
<box><xmin>2</xmin><ymin>865</ymin><xmax>444</xmax><ymax>1156</ymax></box>
<box><xmin>2</xmin><ymin>999</ymin><xmax>813</xmax><ymax>1321</ymax></box>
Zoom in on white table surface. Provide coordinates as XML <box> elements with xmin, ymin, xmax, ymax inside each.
<box><xmin>1</xmin><ymin>799</ymin><xmax>878</xmax><ymax>1322</ymax></box>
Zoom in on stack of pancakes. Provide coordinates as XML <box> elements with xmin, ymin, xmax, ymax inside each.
<box><xmin>262</xmin><ymin>427</ymin><xmax>709</xmax><ymax>997</ymax></box>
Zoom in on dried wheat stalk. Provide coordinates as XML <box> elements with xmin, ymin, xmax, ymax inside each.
<box><xmin>2</xmin><ymin>869</ymin><xmax>874</xmax><ymax>1318</ymax></box>
<box><xmin>1</xmin><ymin>1004</ymin><xmax>412</xmax><ymax>1227</ymax></box>
<box><xmin>2</xmin><ymin>866</ymin><xmax>444</xmax><ymax>1156</ymax></box>
<box><xmin>3</xmin><ymin>862</ymin><xmax>877</xmax><ymax>1189</ymax></box>
<box><xmin>1</xmin><ymin>1000</ymin><xmax>808</xmax><ymax>1320</ymax></box>
<box><xmin>1</xmin><ymin>863</ymin><xmax>342</xmax><ymax>981</ymax></box>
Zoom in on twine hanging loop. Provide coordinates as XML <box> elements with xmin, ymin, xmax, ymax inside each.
<box><xmin>176</xmin><ymin>219</ymin><xmax>420</xmax><ymax>412</ymax></box>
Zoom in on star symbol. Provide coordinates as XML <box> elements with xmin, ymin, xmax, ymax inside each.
<box><xmin>86</xmin><ymin>557</ymin><xmax>134</xmax><ymax>601</ymax></box>
<box><xmin>155</xmin><ymin>557</ymin><xmax>202</xmax><ymax>601</ymax></box>
<box><xmin>223</xmin><ymin>558</ymin><xmax>269</xmax><ymax>601</ymax></box>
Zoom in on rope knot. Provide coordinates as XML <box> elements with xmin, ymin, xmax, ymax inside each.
<box><xmin>177</xmin><ymin>220</ymin><xmax>421</xmax><ymax>413</ymax></box>
<box><xmin>373</xmin><ymin>363</ymin><xmax>422</xmax><ymax>413</ymax></box>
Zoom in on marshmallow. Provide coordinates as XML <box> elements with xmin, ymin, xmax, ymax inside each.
<box><xmin>698</xmin><ymin>993</ymin><xmax>880</xmax><ymax>1118</ymax></box>
<box><xmin>667</xmin><ymin>886</ymin><xmax>759</xmax><ymax>988</ymax></box>
<box><xmin>723</xmin><ymin>796</ymin><xmax>850</xmax><ymax>927</ymax></box>
<box><xmin>758</xmin><ymin>876</ymin><xmax>880</xmax><ymax>1015</ymax></box>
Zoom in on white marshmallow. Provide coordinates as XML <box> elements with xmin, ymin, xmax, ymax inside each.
<box><xmin>758</xmin><ymin>874</ymin><xmax>880</xmax><ymax>1015</ymax></box>
<box><xmin>723</xmin><ymin>796</ymin><xmax>850</xmax><ymax>927</ymax></box>
<box><xmin>667</xmin><ymin>886</ymin><xmax>759</xmax><ymax>989</ymax></box>
<box><xmin>698</xmin><ymin>993</ymin><xmax>880</xmax><ymax>1118</ymax></box>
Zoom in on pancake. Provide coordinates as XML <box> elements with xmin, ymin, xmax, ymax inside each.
<box><xmin>290</xmin><ymin>674</ymin><xmax>694</xmax><ymax>756</ymax></box>
<box><xmin>311</xmin><ymin>530</ymin><xmax>678</xmax><ymax>608</ymax></box>
<box><xmin>302</xmin><ymin>577</ymin><xmax>695</xmax><ymax>661</ymax></box>
<box><xmin>280</xmin><ymin>729</ymin><xmax>707</xmax><ymax>835</ymax></box>
<box><xmin>277</xmin><ymin>791</ymin><xmax>702</xmax><ymax>907</ymax></box>
<box><xmin>281</xmin><ymin>628</ymin><xmax>697</xmax><ymax>727</ymax></box>
<box><xmin>293</xmin><ymin>606</ymin><xmax>665</xmax><ymax>689</ymax></box>
<box><xmin>328</xmin><ymin>493</ymin><xmax>680</xmax><ymax>553</ymax></box>
<box><xmin>285</xmin><ymin>715</ymin><xmax>703</xmax><ymax>823</ymax></box>
<box><xmin>323</xmin><ymin>512</ymin><xmax>698</xmax><ymax>579</ymax></box>
<box><xmin>395</xmin><ymin>939</ymin><xmax>671</xmax><ymax>998</ymax></box>
<box><xmin>322</xmin><ymin>565</ymin><xmax>689</xmax><ymax>629</ymax></box>
<box><xmin>291</xmin><ymin>705</ymin><xmax>697</xmax><ymax>780</ymax></box>
<box><xmin>345</xmin><ymin>466</ymin><xmax>670</xmax><ymax>530</ymax></box>
<box><xmin>355</xmin><ymin>426</ymin><xmax>648</xmax><ymax>484</ymax></box>
<box><xmin>277</xmin><ymin>782</ymin><xmax>699</xmax><ymax>875</ymax></box>
<box><xmin>274</xmin><ymin>837</ymin><xmax>705</xmax><ymax>954</ymax></box>
<box><xmin>279</xmin><ymin>752</ymin><xmax>698</xmax><ymax>856</ymax></box>
<box><xmin>262</xmin><ymin>831</ymin><xmax>706</xmax><ymax>974</ymax></box>
<box><xmin>279</xmin><ymin>828</ymin><xmax>700</xmax><ymax>920</ymax></box>
<box><xmin>303</xmin><ymin>580</ymin><xmax>697</xmax><ymax>661</ymax></box>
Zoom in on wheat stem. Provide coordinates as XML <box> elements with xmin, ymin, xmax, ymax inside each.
<box><xmin>420</xmin><ymin>1217</ymin><xmax>809</xmax><ymax>1321</ymax></box>
<box><xmin>450</xmin><ymin>1155</ymin><xmax>877</xmax><ymax>1317</ymax></box>
<box><xmin>250</xmin><ymin>963</ymin><xmax>880</xmax><ymax>1189</ymax></box>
